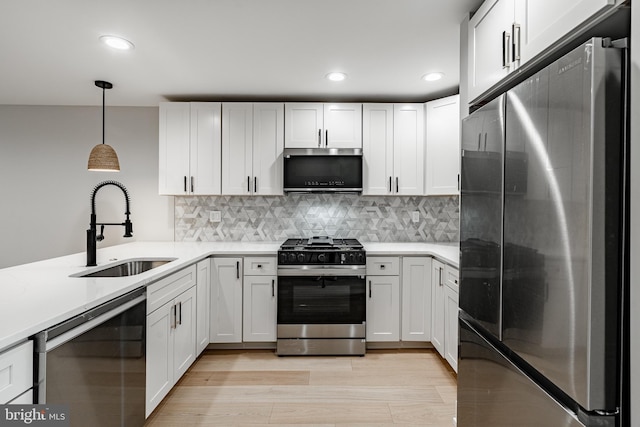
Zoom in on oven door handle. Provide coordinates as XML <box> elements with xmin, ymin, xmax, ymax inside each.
<box><xmin>277</xmin><ymin>267</ymin><xmax>366</xmax><ymax>277</ymax></box>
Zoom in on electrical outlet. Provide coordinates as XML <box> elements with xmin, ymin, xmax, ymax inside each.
<box><xmin>411</xmin><ymin>211</ymin><xmax>420</xmax><ymax>223</ymax></box>
<box><xmin>209</xmin><ymin>211</ymin><xmax>221</xmax><ymax>223</ymax></box>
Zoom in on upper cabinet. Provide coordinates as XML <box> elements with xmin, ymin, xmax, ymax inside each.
<box><xmin>362</xmin><ymin>103</ymin><xmax>424</xmax><ymax>195</ymax></box>
<box><xmin>468</xmin><ymin>0</ymin><xmax>622</xmax><ymax>104</ymax></box>
<box><xmin>467</xmin><ymin>0</ymin><xmax>517</xmax><ymax>103</ymax></box>
<box><xmin>425</xmin><ymin>95</ymin><xmax>460</xmax><ymax>195</ymax></box>
<box><xmin>159</xmin><ymin>102</ymin><xmax>222</xmax><ymax>195</ymax></box>
<box><xmin>285</xmin><ymin>103</ymin><xmax>362</xmax><ymax>148</ymax></box>
<box><xmin>222</xmin><ymin>103</ymin><xmax>284</xmax><ymax>195</ymax></box>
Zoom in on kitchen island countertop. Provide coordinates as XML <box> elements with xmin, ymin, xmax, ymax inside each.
<box><xmin>0</xmin><ymin>240</ymin><xmax>458</xmax><ymax>352</ymax></box>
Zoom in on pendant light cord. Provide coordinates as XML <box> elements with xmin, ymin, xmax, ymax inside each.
<box><xmin>102</xmin><ymin>85</ymin><xmax>105</xmax><ymax>145</ymax></box>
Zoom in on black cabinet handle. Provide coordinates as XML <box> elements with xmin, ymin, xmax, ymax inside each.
<box><xmin>396</xmin><ymin>177</ymin><xmax>399</xmax><ymax>193</ymax></box>
<box><xmin>369</xmin><ymin>280</ymin><xmax>372</xmax><ymax>298</ymax></box>
<box><xmin>171</xmin><ymin>304</ymin><xmax>177</xmax><ymax>329</ymax></box>
<box><xmin>380</xmin><ymin>264</ymin><xmax>386</xmax><ymax>270</ymax></box>
<box><xmin>477</xmin><ymin>133</ymin><xmax>481</xmax><ymax>151</ymax></box>
<box><xmin>191</xmin><ymin>176</ymin><xmax>194</xmax><ymax>193</ymax></box>
<box><xmin>318</xmin><ymin>129</ymin><xmax>321</xmax><ymax>147</ymax></box>
<box><xmin>254</xmin><ymin>176</ymin><xmax>257</xmax><ymax>193</ymax></box>
<box><xmin>325</xmin><ymin>129</ymin><xmax>328</xmax><ymax>147</ymax></box>
<box><xmin>484</xmin><ymin>133</ymin><xmax>487</xmax><ymax>151</ymax></box>
<box><xmin>236</xmin><ymin>261</ymin><xmax>240</xmax><ymax>279</ymax></box>
<box><xmin>178</xmin><ymin>301</ymin><xmax>182</xmax><ymax>325</ymax></box>
<box><xmin>272</xmin><ymin>279</ymin><xmax>275</xmax><ymax>297</ymax></box>
<box><xmin>439</xmin><ymin>267</ymin><xmax>443</xmax><ymax>286</ymax></box>
<box><xmin>247</xmin><ymin>176</ymin><xmax>250</xmax><ymax>192</ymax></box>
<box><xmin>389</xmin><ymin>177</ymin><xmax>392</xmax><ymax>192</ymax></box>
<box><xmin>183</xmin><ymin>176</ymin><xmax>187</xmax><ymax>193</ymax></box>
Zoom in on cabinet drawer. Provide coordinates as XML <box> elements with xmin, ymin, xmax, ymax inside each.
<box><xmin>147</xmin><ymin>265</ymin><xmax>196</xmax><ymax>314</ymax></box>
<box><xmin>244</xmin><ymin>257</ymin><xmax>277</xmax><ymax>276</ymax></box>
<box><xmin>366</xmin><ymin>257</ymin><xmax>400</xmax><ymax>276</ymax></box>
<box><xmin>445</xmin><ymin>266</ymin><xmax>459</xmax><ymax>293</ymax></box>
<box><xmin>0</xmin><ymin>341</ymin><xmax>33</xmax><ymax>404</ymax></box>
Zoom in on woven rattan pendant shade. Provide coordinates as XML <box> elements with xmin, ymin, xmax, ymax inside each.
<box><xmin>88</xmin><ymin>80</ymin><xmax>120</xmax><ymax>172</ymax></box>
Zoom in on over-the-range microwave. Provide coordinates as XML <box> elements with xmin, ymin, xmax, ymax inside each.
<box><xmin>283</xmin><ymin>148</ymin><xmax>363</xmax><ymax>193</ymax></box>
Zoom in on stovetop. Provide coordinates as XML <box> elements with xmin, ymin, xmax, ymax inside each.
<box><xmin>278</xmin><ymin>236</ymin><xmax>365</xmax><ymax>266</ymax></box>
<box><xmin>280</xmin><ymin>236</ymin><xmax>364</xmax><ymax>251</ymax></box>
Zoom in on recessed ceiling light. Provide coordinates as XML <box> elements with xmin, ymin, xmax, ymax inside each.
<box><xmin>99</xmin><ymin>35</ymin><xmax>135</xmax><ymax>51</ymax></box>
<box><xmin>422</xmin><ymin>72</ymin><xmax>444</xmax><ymax>82</ymax></box>
<box><xmin>326</xmin><ymin>72</ymin><xmax>347</xmax><ymax>82</ymax></box>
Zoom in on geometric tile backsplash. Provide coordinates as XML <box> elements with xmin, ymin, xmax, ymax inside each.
<box><xmin>175</xmin><ymin>194</ymin><xmax>459</xmax><ymax>243</ymax></box>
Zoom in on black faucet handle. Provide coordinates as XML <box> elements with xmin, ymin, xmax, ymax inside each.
<box><xmin>124</xmin><ymin>219</ymin><xmax>133</xmax><ymax>238</ymax></box>
<box><xmin>97</xmin><ymin>225</ymin><xmax>105</xmax><ymax>242</ymax></box>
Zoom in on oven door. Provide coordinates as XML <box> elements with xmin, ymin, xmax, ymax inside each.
<box><xmin>277</xmin><ymin>274</ymin><xmax>366</xmax><ymax>327</ymax></box>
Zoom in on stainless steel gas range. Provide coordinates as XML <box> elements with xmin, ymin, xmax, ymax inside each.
<box><xmin>276</xmin><ymin>236</ymin><xmax>366</xmax><ymax>356</ymax></box>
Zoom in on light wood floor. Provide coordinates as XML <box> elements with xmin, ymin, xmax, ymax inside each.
<box><xmin>145</xmin><ymin>349</ymin><xmax>457</xmax><ymax>426</ymax></box>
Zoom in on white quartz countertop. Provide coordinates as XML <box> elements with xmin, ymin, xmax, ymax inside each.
<box><xmin>0</xmin><ymin>240</ymin><xmax>458</xmax><ymax>352</ymax></box>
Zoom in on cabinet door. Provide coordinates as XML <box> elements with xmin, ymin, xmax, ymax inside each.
<box><xmin>196</xmin><ymin>259</ymin><xmax>210</xmax><ymax>355</ymax></box>
<box><xmin>362</xmin><ymin>104</ymin><xmax>394</xmax><ymax>195</ymax></box>
<box><xmin>425</xmin><ymin>95</ymin><xmax>460</xmax><ymax>195</ymax></box>
<box><xmin>173</xmin><ymin>286</ymin><xmax>197</xmax><ymax>379</ymax></box>
<box><xmin>401</xmin><ymin>257</ymin><xmax>432</xmax><ymax>342</ymax></box>
<box><xmin>146</xmin><ymin>301</ymin><xmax>173</xmax><ymax>417</ymax></box>
<box><xmin>222</xmin><ymin>103</ymin><xmax>253</xmax><ymax>194</ymax></box>
<box><xmin>467</xmin><ymin>0</ymin><xmax>516</xmax><ymax>103</ymax></box>
<box><xmin>366</xmin><ymin>276</ymin><xmax>400</xmax><ymax>342</ymax></box>
<box><xmin>323</xmin><ymin>103</ymin><xmax>362</xmax><ymax>148</ymax></box>
<box><xmin>444</xmin><ymin>285</ymin><xmax>459</xmax><ymax>372</ymax></box>
<box><xmin>190</xmin><ymin>103</ymin><xmax>222</xmax><ymax>195</ymax></box>
<box><xmin>0</xmin><ymin>341</ymin><xmax>32</xmax><ymax>404</ymax></box>
<box><xmin>284</xmin><ymin>103</ymin><xmax>323</xmax><ymax>148</ymax></box>
<box><xmin>253</xmin><ymin>103</ymin><xmax>284</xmax><ymax>195</ymax></box>
<box><xmin>243</xmin><ymin>275</ymin><xmax>277</xmax><ymax>342</ymax></box>
<box><xmin>515</xmin><ymin>0</ymin><xmax>616</xmax><ymax>66</ymax></box>
<box><xmin>210</xmin><ymin>258</ymin><xmax>243</xmax><ymax>343</ymax></box>
<box><xmin>159</xmin><ymin>102</ymin><xmax>190</xmax><ymax>195</ymax></box>
<box><xmin>431</xmin><ymin>259</ymin><xmax>446</xmax><ymax>356</ymax></box>
<box><xmin>393</xmin><ymin>104</ymin><xmax>425</xmax><ymax>195</ymax></box>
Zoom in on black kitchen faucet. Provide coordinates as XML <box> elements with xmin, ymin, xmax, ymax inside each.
<box><xmin>86</xmin><ymin>180</ymin><xmax>133</xmax><ymax>266</ymax></box>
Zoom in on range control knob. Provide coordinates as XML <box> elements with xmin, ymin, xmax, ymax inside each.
<box><xmin>357</xmin><ymin>253</ymin><xmax>365</xmax><ymax>263</ymax></box>
<box><xmin>288</xmin><ymin>253</ymin><xmax>297</xmax><ymax>263</ymax></box>
<box><xmin>297</xmin><ymin>253</ymin><xmax>305</xmax><ymax>263</ymax></box>
<box><xmin>317</xmin><ymin>253</ymin><xmax>326</xmax><ymax>263</ymax></box>
<box><xmin>279</xmin><ymin>253</ymin><xmax>288</xmax><ymax>264</ymax></box>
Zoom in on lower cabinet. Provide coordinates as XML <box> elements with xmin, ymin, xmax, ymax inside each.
<box><xmin>401</xmin><ymin>257</ymin><xmax>433</xmax><ymax>341</ymax></box>
<box><xmin>366</xmin><ymin>257</ymin><xmax>400</xmax><ymax>342</ymax></box>
<box><xmin>0</xmin><ymin>340</ymin><xmax>33</xmax><ymax>404</ymax></box>
<box><xmin>243</xmin><ymin>256</ymin><xmax>277</xmax><ymax>342</ymax></box>
<box><xmin>210</xmin><ymin>257</ymin><xmax>243</xmax><ymax>343</ymax></box>
<box><xmin>431</xmin><ymin>259</ymin><xmax>459</xmax><ymax>372</ymax></box>
<box><xmin>146</xmin><ymin>265</ymin><xmax>197</xmax><ymax>417</ymax></box>
<box><xmin>195</xmin><ymin>258</ymin><xmax>210</xmax><ymax>355</ymax></box>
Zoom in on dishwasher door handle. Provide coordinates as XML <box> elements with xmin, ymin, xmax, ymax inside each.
<box><xmin>39</xmin><ymin>292</ymin><xmax>146</xmax><ymax>352</ymax></box>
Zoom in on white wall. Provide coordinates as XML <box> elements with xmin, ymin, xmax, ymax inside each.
<box><xmin>0</xmin><ymin>105</ymin><xmax>173</xmax><ymax>268</ymax></box>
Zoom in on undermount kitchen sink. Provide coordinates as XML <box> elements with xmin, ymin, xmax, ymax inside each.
<box><xmin>73</xmin><ymin>258</ymin><xmax>176</xmax><ymax>278</ymax></box>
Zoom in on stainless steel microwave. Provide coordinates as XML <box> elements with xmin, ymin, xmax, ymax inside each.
<box><xmin>283</xmin><ymin>148</ymin><xmax>363</xmax><ymax>193</ymax></box>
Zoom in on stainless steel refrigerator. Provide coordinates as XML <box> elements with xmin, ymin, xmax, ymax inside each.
<box><xmin>458</xmin><ymin>38</ymin><xmax>628</xmax><ymax>427</ymax></box>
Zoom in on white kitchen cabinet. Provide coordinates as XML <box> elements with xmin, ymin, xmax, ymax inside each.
<box><xmin>467</xmin><ymin>0</ymin><xmax>516</xmax><ymax>103</ymax></box>
<box><xmin>468</xmin><ymin>0</ymin><xmax>623</xmax><ymax>104</ymax></box>
<box><xmin>362</xmin><ymin>103</ymin><xmax>424</xmax><ymax>195</ymax></box>
<box><xmin>222</xmin><ymin>103</ymin><xmax>284</xmax><ymax>195</ymax></box>
<box><xmin>366</xmin><ymin>257</ymin><xmax>400</xmax><ymax>342</ymax></box>
<box><xmin>146</xmin><ymin>265</ymin><xmax>197</xmax><ymax>417</ymax></box>
<box><xmin>243</xmin><ymin>257</ymin><xmax>277</xmax><ymax>342</ymax></box>
<box><xmin>425</xmin><ymin>95</ymin><xmax>460</xmax><ymax>195</ymax></box>
<box><xmin>195</xmin><ymin>258</ymin><xmax>210</xmax><ymax>355</ymax></box>
<box><xmin>285</xmin><ymin>103</ymin><xmax>362</xmax><ymax>148</ymax></box>
<box><xmin>444</xmin><ymin>267</ymin><xmax>459</xmax><ymax>372</ymax></box>
<box><xmin>0</xmin><ymin>341</ymin><xmax>33</xmax><ymax>404</ymax></box>
<box><xmin>159</xmin><ymin>102</ymin><xmax>222</xmax><ymax>195</ymax></box>
<box><xmin>210</xmin><ymin>257</ymin><xmax>243</xmax><ymax>343</ymax></box>
<box><xmin>401</xmin><ymin>257</ymin><xmax>433</xmax><ymax>342</ymax></box>
<box><xmin>431</xmin><ymin>260</ymin><xmax>459</xmax><ymax>372</ymax></box>
<box><xmin>431</xmin><ymin>259</ymin><xmax>446</xmax><ymax>355</ymax></box>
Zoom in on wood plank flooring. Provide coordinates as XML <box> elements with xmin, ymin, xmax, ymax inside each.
<box><xmin>145</xmin><ymin>349</ymin><xmax>457</xmax><ymax>426</ymax></box>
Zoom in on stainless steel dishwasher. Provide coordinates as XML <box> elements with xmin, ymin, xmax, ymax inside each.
<box><xmin>34</xmin><ymin>287</ymin><xmax>146</xmax><ymax>427</ymax></box>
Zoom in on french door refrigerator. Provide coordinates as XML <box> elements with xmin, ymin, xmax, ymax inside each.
<box><xmin>458</xmin><ymin>38</ymin><xmax>628</xmax><ymax>426</ymax></box>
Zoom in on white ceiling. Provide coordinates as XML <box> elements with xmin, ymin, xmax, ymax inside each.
<box><xmin>0</xmin><ymin>0</ymin><xmax>482</xmax><ymax>107</ymax></box>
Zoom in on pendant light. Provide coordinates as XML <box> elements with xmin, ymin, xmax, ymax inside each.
<box><xmin>88</xmin><ymin>80</ymin><xmax>120</xmax><ymax>171</ymax></box>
